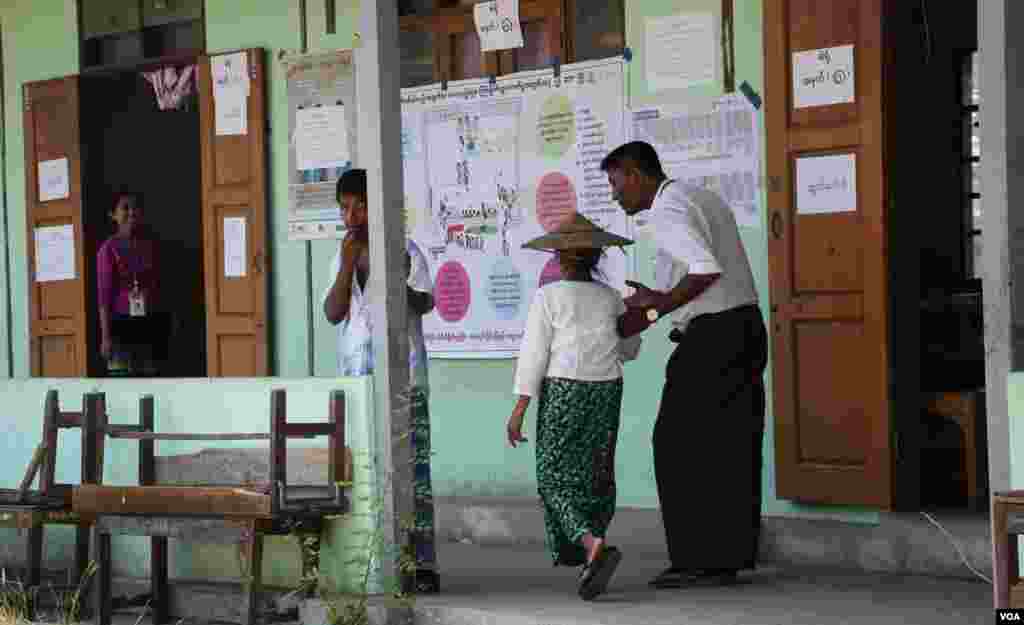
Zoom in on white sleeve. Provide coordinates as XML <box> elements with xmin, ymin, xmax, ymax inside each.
<box><xmin>614</xmin><ymin>295</ymin><xmax>642</xmax><ymax>362</ymax></box>
<box><xmin>406</xmin><ymin>240</ymin><xmax>432</xmax><ymax>293</ymax></box>
<box><xmin>321</xmin><ymin>248</ymin><xmax>343</xmax><ymax>313</ymax></box>
<box><xmin>513</xmin><ymin>290</ymin><xmax>553</xmax><ymax>397</ymax></box>
<box><xmin>650</xmin><ymin>190</ymin><xmax>722</xmax><ymax>275</ymax></box>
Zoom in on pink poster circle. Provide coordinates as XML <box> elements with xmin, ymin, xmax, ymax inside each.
<box><xmin>535</xmin><ymin>172</ymin><xmax>578</xmax><ymax>233</ymax></box>
<box><xmin>538</xmin><ymin>256</ymin><xmax>563</xmax><ymax>288</ymax></box>
<box><xmin>434</xmin><ymin>261</ymin><xmax>472</xmax><ymax>323</ymax></box>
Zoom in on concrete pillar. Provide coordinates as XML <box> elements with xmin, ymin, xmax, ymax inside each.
<box><xmin>356</xmin><ymin>0</ymin><xmax>414</xmax><ymax>593</ymax></box>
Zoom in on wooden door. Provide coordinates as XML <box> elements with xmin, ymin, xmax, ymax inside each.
<box><xmin>23</xmin><ymin>77</ymin><xmax>89</xmax><ymax>377</ymax></box>
<box><xmin>197</xmin><ymin>50</ymin><xmax>269</xmax><ymax>377</ymax></box>
<box><xmin>764</xmin><ymin>0</ymin><xmax>893</xmax><ymax>506</ymax></box>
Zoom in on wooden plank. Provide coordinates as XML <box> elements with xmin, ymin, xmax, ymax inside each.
<box><xmin>151</xmin><ymin>536</ymin><xmax>169</xmax><ymax>624</ymax></box>
<box><xmin>240</xmin><ymin>524</ymin><xmax>262</xmax><ymax>625</ymax></box>
<box><xmin>139</xmin><ymin>396</ymin><xmax>155</xmax><ymax>486</ymax></box>
<box><xmin>40</xmin><ymin>391</ymin><xmax>59</xmax><ymax>495</ymax></box>
<box><xmin>25</xmin><ymin>525</ymin><xmax>43</xmax><ymax>588</ymax></box>
<box><xmin>91</xmin><ymin>515</ymin><xmax>297</xmax><ymax>542</ymax></box>
<box><xmin>58</xmin><ymin>411</ymin><xmax>83</xmax><ymax>428</ymax></box>
<box><xmin>17</xmin><ymin>443</ymin><xmax>48</xmax><ymax>500</ymax></box>
<box><xmin>92</xmin><ymin>526</ymin><xmax>113</xmax><ymax>625</ymax></box>
<box><xmin>329</xmin><ymin>390</ymin><xmax>348</xmax><ymax>484</ymax></box>
<box><xmin>74</xmin><ymin>485</ymin><xmax>273</xmax><ymax>518</ymax></box>
<box><xmin>107</xmin><ymin>431</ymin><xmax>271</xmax><ymax>440</ymax></box>
<box><xmin>281</xmin><ymin>422</ymin><xmax>335</xmax><ymax>438</ymax></box>
<box><xmin>270</xmin><ymin>389</ymin><xmax>287</xmax><ymax>516</ymax></box>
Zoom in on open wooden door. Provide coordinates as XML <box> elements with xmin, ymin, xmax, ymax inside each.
<box><xmin>764</xmin><ymin>0</ymin><xmax>893</xmax><ymax>506</ymax></box>
<box><xmin>197</xmin><ymin>49</ymin><xmax>269</xmax><ymax>377</ymax></box>
<box><xmin>23</xmin><ymin>77</ymin><xmax>89</xmax><ymax>377</ymax></box>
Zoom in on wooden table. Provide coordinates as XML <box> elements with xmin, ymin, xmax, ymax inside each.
<box><xmin>992</xmin><ymin>491</ymin><xmax>1024</xmax><ymax>608</ymax></box>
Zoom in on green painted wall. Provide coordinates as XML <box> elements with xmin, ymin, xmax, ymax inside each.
<box><xmin>0</xmin><ymin>4</ymin><xmax>883</xmax><ymax>594</ymax></box>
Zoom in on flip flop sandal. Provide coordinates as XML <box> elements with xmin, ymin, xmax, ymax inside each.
<box><xmin>578</xmin><ymin>546</ymin><xmax>622</xmax><ymax>601</ymax></box>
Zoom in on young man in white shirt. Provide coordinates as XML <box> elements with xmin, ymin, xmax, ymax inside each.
<box><xmin>322</xmin><ymin>169</ymin><xmax>440</xmax><ymax>593</ymax></box>
<box><xmin>602</xmin><ymin>141</ymin><xmax>768</xmax><ymax>588</ymax></box>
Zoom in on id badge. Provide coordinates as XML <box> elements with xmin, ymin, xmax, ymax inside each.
<box><xmin>129</xmin><ymin>292</ymin><xmax>147</xmax><ymax>317</ymax></box>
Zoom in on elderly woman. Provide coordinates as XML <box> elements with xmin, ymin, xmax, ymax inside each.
<box><xmin>506</xmin><ymin>214</ymin><xmax>641</xmax><ymax>601</ymax></box>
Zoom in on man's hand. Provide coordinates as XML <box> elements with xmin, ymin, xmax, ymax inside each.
<box><xmin>624</xmin><ymin>280</ymin><xmax>665</xmax><ymax>310</ymax></box>
<box><xmin>341</xmin><ymin>233</ymin><xmax>368</xmax><ymax>267</ymax></box>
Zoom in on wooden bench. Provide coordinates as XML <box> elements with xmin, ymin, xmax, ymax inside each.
<box><xmin>0</xmin><ymin>389</ymin><xmax>152</xmax><ymax>618</ymax></box>
<box><xmin>73</xmin><ymin>388</ymin><xmax>352</xmax><ymax>625</ymax></box>
<box><xmin>993</xmin><ymin>491</ymin><xmax>1024</xmax><ymax>608</ymax></box>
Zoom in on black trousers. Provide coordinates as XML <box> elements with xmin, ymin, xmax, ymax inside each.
<box><xmin>654</xmin><ymin>303</ymin><xmax>768</xmax><ymax>571</ymax></box>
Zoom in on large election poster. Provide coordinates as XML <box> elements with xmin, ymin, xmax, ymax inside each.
<box><xmin>401</xmin><ymin>58</ymin><xmax>630</xmax><ymax>358</ymax></box>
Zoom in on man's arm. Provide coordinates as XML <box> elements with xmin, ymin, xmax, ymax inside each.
<box><xmin>405</xmin><ymin>246</ymin><xmax>435</xmax><ymax>316</ymax></box>
<box><xmin>619</xmin><ymin>273</ymin><xmax>720</xmax><ymax>338</ymax></box>
<box><xmin>323</xmin><ymin>239</ymin><xmax>361</xmax><ymax>325</ymax></box>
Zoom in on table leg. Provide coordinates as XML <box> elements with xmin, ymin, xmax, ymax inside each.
<box><xmin>240</xmin><ymin>529</ymin><xmax>264</xmax><ymax>625</ymax></box>
<box><xmin>151</xmin><ymin>536</ymin><xmax>169</xmax><ymax>624</ymax></box>
<box><xmin>25</xmin><ymin>524</ymin><xmax>43</xmax><ymax>589</ymax></box>
<box><xmin>91</xmin><ymin>528</ymin><xmax>112</xmax><ymax>625</ymax></box>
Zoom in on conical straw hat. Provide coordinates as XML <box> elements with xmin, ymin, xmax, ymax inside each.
<box><xmin>522</xmin><ymin>213</ymin><xmax>634</xmax><ymax>251</ymax></box>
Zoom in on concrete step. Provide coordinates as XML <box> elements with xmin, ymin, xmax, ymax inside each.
<box><xmin>435</xmin><ymin>497</ymin><xmax>994</xmax><ymax>582</ymax></box>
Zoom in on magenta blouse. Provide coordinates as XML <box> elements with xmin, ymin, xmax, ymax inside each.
<box><xmin>96</xmin><ymin>235</ymin><xmax>159</xmax><ymax>316</ymax></box>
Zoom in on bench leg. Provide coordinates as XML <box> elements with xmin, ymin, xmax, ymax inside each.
<box><xmin>151</xmin><ymin>536</ymin><xmax>169</xmax><ymax>624</ymax></box>
<box><xmin>240</xmin><ymin>531</ymin><xmax>263</xmax><ymax>625</ymax></box>
<box><xmin>91</xmin><ymin>528</ymin><xmax>112</xmax><ymax>625</ymax></box>
<box><xmin>994</xmin><ymin>503</ymin><xmax>1020</xmax><ymax>609</ymax></box>
<box><xmin>24</xmin><ymin>524</ymin><xmax>42</xmax><ymax>620</ymax></box>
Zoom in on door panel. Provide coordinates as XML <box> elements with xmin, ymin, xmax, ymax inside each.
<box><xmin>23</xmin><ymin>77</ymin><xmax>88</xmax><ymax>377</ymax></box>
<box><xmin>197</xmin><ymin>50</ymin><xmax>269</xmax><ymax>377</ymax></box>
<box><xmin>765</xmin><ymin>0</ymin><xmax>893</xmax><ymax>507</ymax></box>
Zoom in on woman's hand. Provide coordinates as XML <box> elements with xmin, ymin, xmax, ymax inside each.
<box><xmin>506</xmin><ymin>412</ymin><xmax>528</xmax><ymax>448</ymax></box>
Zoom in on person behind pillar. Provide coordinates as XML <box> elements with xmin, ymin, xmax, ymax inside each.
<box><xmin>601</xmin><ymin>141</ymin><xmax>768</xmax><ymax>588</ymax></box>
<box><xmin>322</xmin><ymin>168</ymin><xmax>440</xmax><ymax>594</ymax></box>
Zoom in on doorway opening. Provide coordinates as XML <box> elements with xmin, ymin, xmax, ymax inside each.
<box><xmin>896</xmin><ymin>3</ymin><xmax>987</xmax><ymax>515</ymax></box>
<box><xmin>79</xmin><ymin>62</ymin><xmax>207</xmax><ymax>378</ymax></box>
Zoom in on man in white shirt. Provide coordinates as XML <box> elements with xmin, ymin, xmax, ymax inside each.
<box><xmin>601</xmin><ymin>141</ymin><xmax>768</xmax><ymax>588</ymax></box>
<box><xmin>322</xmin><ymin>169</ymin><xmax>440</xmax><ymax>594</ymax></box>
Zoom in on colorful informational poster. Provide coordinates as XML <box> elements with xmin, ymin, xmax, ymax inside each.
<box><xmin>402</xmin><ymin>58</ymin><xmax>631</xmax><ymax>358</ymax></box>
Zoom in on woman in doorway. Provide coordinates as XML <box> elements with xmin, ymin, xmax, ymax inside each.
<box><xmin>506</xmin><ymin>214</ymin><xmax>641</xmax><ymax>601</ymax></box>
<box><xmin>96</xmin><ymin>192</ymin><xmax>162</xmax><ymax>377</ymax></box>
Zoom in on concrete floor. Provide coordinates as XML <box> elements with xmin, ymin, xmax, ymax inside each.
<box><xmin>79</xmin><ymin>541</ymin><xmax>995</xmax><ymax>625</ymax></box>
<box><xmin>409</xmin><ymin>542</ymin><xmax>995</xmax><ymax>625</ymax></box>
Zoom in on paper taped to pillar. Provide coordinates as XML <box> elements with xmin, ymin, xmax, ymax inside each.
<box><xmin>792</xmin><ymin>45</ymin><xmax>855</xmax><ymax>109</ymax></box>
<box><xmin>401</xmin><ymin>57</ymin><xmax>631</xmax><ymax>358</ymax></box>
<box><xmin>644</xmin><ymin>12</ymin><xmax>718</xmax><ymax>91</ymax></box>
<box><xmin>630</xmin><ymin>93</ymin><xmax>763</xmax><ymax>228</ymax></box>
<box><xmin>282</xmin><ymin>49</ymin><xmax>358</xmax><ymax>240</ymax></box>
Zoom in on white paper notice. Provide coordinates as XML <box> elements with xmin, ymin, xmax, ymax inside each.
<box><xmin>792</xmin><ymin>45</ymin><xmax>855</xmax><ymax>109</ymax></box>
<box><xmin>223</xmin><ymin>217</ymin><xmax>247</xmax><ymax>278</ymax></box>
<box><xmin>474</xmin><ymin>0</ymin><xmax>524</xmax><ymax>52</ymax></box>
<box><xmin>295</xmin><ymin>105</ymin><xmax>350</xmax><ymax>171</ymax></box>
<box><xmin>212</xmin><ymin>52</ymin><xmax>250</xmax><ymax>135</ymax></box>
<box><xmin>796</xmin><ymin>153</ymin><xmax>857</xmax><ymax>215</ymax></box>
<box><xmin>215</xmin><ymin>89</ymin><xmax>248</xmax><ymax>136</ymax></box>
<box><xmin>34</xmin><ymin>224</ymin><xmax>75</xmax><ymax>282</ymax></box>
<box><xmin>645</xmin><ymin>13</ymin><xmax>717</xmax><ymax>91</ymax></box>
<box><xmin>38</xmin><ymin>158</ymin><xmax>70</xmax><ymax>202</ymax></box>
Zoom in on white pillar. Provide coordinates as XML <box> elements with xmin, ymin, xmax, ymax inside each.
<box><xmin>356</xmin><ymin>0</ymin><xmax>414</xmax><ymax>593</ymax></box>
<box><xmin>979</xmin><ymin>0</ymin><xmax>1011</xmax><ymax>494</ymax></box>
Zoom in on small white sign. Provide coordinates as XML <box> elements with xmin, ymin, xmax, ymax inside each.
<box><xmin>38</xmin><ymin>157</ymin><xmax>70</xmax><ymax>202</ymax></box>
<box><xmin>34</xmin><ymin>224</ymin><xmax>76</xmax><ymax>282</ymax></box>
<box><xmin>295</xmin><ymin>104</ymin><xmax>350</xmax><ymax>171</ymax></box>
<box><xmin>474</xmin><ymin>0</ymin><xmax>524</xmax><ymax>52</ymax></box>
<box><xmin>644</xmin><ymin>13</ymin><xmax>718</xmax><ymax>91</ymax></box>
<box><xmin>792</xmin><ymin>45</ymin><xmax>855</xmax><ymax>109</ymax></box>
<box><xmin>223</xmin><ymin>217</ymin><xmax>247</xmax><ymax>278</ymax></box>
<box><xmin>796</xmin><ymin>153</ymin><xmax>857</xmax><ymax>215</ymax></box>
